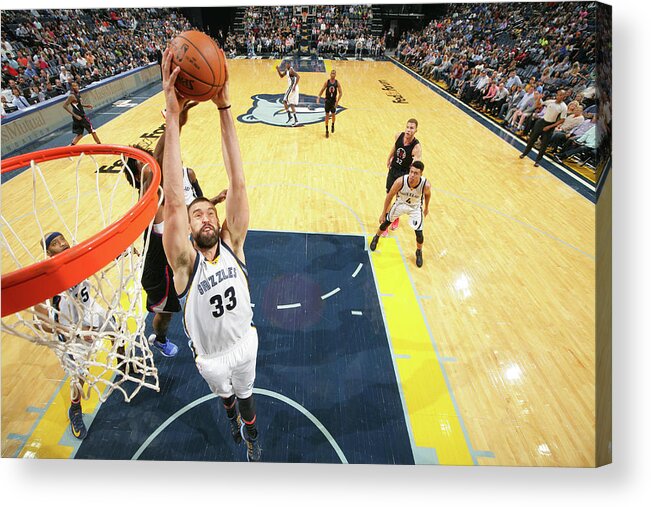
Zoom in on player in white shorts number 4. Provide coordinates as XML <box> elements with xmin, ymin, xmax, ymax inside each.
<box><xmin>369</xmin><ymin>161</ymin><xmax>431</xmax><ymax>268</ymax></box>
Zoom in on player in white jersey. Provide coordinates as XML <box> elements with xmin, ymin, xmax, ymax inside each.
<box><xmin>160</xmin><ymin>48</ymin><xmax>262</xmax><ymax>461</ymax></box>
<box><xmin>124</xmin><ymin>101</ymin><xmax>225</xmax><ymax>359</ymax></box>
<box><xmin>276</xmin><ymin>61</ymin><xmax>300</xmax><ymax>126</ymax></box>
<box><xmin>369</xmin><ymin>161</ymin><xmax>432</xmax><ymax>267</ymax></box>
<box><xmin>33</xmin><ymin>232</ymin><xmax>121</xmax><ymax>440</ymax></box>
<box><xmin>182</xmin><ymin>165</ymin><xmax>203</xmax><ymax>205</ymax></box>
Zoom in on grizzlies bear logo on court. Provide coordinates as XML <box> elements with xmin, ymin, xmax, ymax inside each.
<box><xmin>237</xmin><ymin>94</ymin><xmax>346</xmax><ymax>127</ymax></box>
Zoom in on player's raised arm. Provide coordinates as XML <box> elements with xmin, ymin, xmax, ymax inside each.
<box><xmin>160</xmin><ymin>48</ymin><xmax>195</xmax><ymax>289</ymax></box>
<box><xmin>211</xmin><ymin>58</ymin><xmax>249</xmax><ymax>259</ymax></box>
<box><xmin>276</xmin><ymin>64</ymin><xmax>286</xmax><ymax>77</ymax></box>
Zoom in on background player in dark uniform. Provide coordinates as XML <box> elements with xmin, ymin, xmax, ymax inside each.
<box><xmin>62</xmin><ymin>82</ymin><xmax>102</xmax><ymax>146</ymax></box>
<box><xmin>317</xmin><ymin>69</ymin><xmax>343</xmax><ymax>138</ymax></box>
<box><xmin>384</xmin><ymin>118</ymin><xmax>422</xmax><ymax>235</ymax></box>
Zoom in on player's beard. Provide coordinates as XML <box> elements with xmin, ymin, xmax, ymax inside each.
<box><xmin>194</xmin><ymin>225</ymin><xmax>219</xmax><ymax>249</ymax></box>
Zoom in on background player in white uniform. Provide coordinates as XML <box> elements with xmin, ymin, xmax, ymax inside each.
<box><xmin>276</xmin><ymin>61</ymin><xmax>300</xmax><ymax>126</ymax></box>
<box><xmin>33</xmin><ymin>232</ymin><xmax>122</xmax><ymax>440</ymax></box>
<box><xmin>160</xmin><ymin>48</ymin><xmax>262</xmax><ymax>462</ymax></box>
<box><xmin>182</xmin><ymin>165</ymin><xmax>202</xmax><ymax>205</ymax></box>
<box><xmin>369</xmin><ymin>161</ymin><xmax>432</xmax><ymax>267</ymax></box>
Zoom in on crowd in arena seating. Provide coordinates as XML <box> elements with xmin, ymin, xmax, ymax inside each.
<box><xmin>311</xmin><ymin>5</ymin><xmax>384</xmax><ymax>57</ymax></box>
<box><xmin>226</xmin><ymin>5</ymin><xmax>385</xmax><ymax>59</ymax></box>
<box><xmin>225</xmin><ymin>5</ymin><xmax>299</xmax><ymax>58</ymax></box>
<box><xmin>1</xmin><ymin>8</ymin><xmax>191</xmax><ymax>116</ymax></box>
<box><xmin>394</xmin><ymin>2</ymin><xmax>601</xmax><ymax>168</ymax></box>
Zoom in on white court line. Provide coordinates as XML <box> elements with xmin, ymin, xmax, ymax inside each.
<box><xmin>277</xmin><ymin>303</ymin><xmax>301</xmax><ymax>309</ymax></box>
<box><xmin>351</xmin><ymin>311</ymin><xmax>363</xmax><ymax>316</ymax></box>
<box><xmin>131</xmin><ymin>390</ymin><xmax>348</xmax><ymax>463</ymax></box>
<box><xmin>321</xmin><ymin>287</ymin><xmax>340</xmax><ymax>300</ymax></box>
<box><xmin>351</xmin><ymin>263</ymin><xmax>363</xmax><ymax>278</ymax></box>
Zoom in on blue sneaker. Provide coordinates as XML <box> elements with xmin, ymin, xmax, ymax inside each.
<box><xmin>69</xmin><ymin>405</ymin><xmax>87</xmax><ymax>440</ymax></box>
<box><xmin>148</xmin><ymin>334</ymin><xmax>178</xmax><ymax>357</ymax></box>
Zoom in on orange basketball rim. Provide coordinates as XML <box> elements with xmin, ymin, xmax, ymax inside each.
<box><xmin>1</xmin><ymin>144</ymin><xmax>160</xmax><ymax>317</ymax></box>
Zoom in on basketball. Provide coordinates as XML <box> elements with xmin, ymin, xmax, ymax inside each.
<box><xmin>169</xmin><ymin>30</ymin><xmax>226</xmax><ymax>102</ymax></box>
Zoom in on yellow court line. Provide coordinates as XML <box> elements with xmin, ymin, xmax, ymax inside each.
<box><xmin>369</xmin><ymin>237</ymin><xmax>474</xmax><ymax>465</ymax></box>
<box><xmin>19</xmin><ymin>369</ymin><xmax>104</xmax><ymax>459</ymax></box>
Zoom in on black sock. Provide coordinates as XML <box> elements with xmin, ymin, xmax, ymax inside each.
<box><xmin>71</xmin><ymin>398</ymin><xmax>81</xmax><ymax>411</ymax></box>
<box><xmin>155</xmin><ymin>334</ymin><xmax>166</xmax><ymax>344</ymax></box>
<box><xmin>238</xmin><ymin>395</ymin><xmax>257</xmax><ymax>439</ymax></box>
<box><xmin>325</xmin><ymin>125</ymin><xmax>329</xmax><ymax>132</ymax></box>
<box><xmin>287</xmin><ymin>111</ymin><xmax>291</xmax><ymax>118</ymax></box>
<box><xmin>294</xmin><ymin>114</ymin><xmax>298</xmax><ymax>122</ymax></box>
<box><xmin>222</xmin><ymin>395</ymin><xmax>237</xmax><ymax>419</ymax></box>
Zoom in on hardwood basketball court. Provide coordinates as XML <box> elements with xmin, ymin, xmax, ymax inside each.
<box><xmin>1</xmin><ymin>58</ymin><xmax>597</xmax><ymax>466</ymax></box>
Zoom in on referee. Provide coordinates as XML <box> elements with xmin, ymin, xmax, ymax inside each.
<box><xmin>519</xmin><ymin>89</ymin><xmax>568</xmax><ymax>167</ymax></box>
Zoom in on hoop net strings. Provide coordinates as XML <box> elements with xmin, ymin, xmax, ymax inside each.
<box><xmin>0</xmin><ymin>154</ymin><xmax>162</xmax><ymax>402</ymax></box>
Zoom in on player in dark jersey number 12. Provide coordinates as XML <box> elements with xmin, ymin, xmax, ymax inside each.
<box><xmin>317</xmin><ymin>69</ymin><xmax>343</xmax><ymax>138</ymax></box>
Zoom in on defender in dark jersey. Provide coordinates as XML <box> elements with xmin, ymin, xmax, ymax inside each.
<box><xmin>317</xmin><ymin>69</ymin><xmax>343</xmax><ymax>138</ymax></box>
<box><xmin>384</xmin><ymin>118</ymin><xmax>422</xmax><ymax>234</ymax></box>
<box><xmin>62</xmin><ymin>82</ymin><xmax>101</xmax><ymax>146</ymax></box>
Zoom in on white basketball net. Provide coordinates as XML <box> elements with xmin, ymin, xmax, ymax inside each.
<box><xmin>1</xmin><ymin>152</ymin><xmax>160</xmax><ymax>402</ymax></box>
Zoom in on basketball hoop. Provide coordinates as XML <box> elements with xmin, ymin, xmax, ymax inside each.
<box><xmin>1</xmin><ymin>144</ymin><xmax>162</xmax><ymax>402</ymax></box>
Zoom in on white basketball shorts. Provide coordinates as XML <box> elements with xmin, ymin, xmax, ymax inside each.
<box><xmin>195</xmin><ymin>326</ymin><xmax>259</xmax><ymax>399</ymax></box>
<box><xmin>284</xmin><ymin>87</ymin><xmax>299</xmax><ymax>106</ymax></box>
<box><xmin>387</xmin><ymin>202</ymin><xmax>424</xmax><ymax>231</ymax></box>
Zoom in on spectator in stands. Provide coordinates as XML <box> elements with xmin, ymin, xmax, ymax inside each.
<box><xmin>432</xmin><ymin>54</ymin><xmax>452</xmax><ymax>82</ymax></box>
<box><xmin>29</xmin><ymin>84</ymin><xmax>45</xmax><ymax>104</ymax></box>
<box><xmin>480</xmin><ymin>78</ymin><xmax>498</xmax><ymax>112</ymax></box>
<box><xmin>11</xmin><ymin>87</ymin><xmax>31</xmax><ymax>110</ymax></box>
<box><xmin>53</xmin><ymin>78</ymin><xmax>66</xmax><ymax>95</ymax></box>
<box><xmin>507</xmin><ymin>86</ymin><xmax>537</xmax><ymax>130</ymax></box>
<box><xmin>43</xmin><ymin>82</ymin><xmax>59</xmax><ymax>99</ymax></box>
<box><xmin>548</xmin><ymin>105</ymin><xmax>588</xmax><ymax>152</ymax></box>
<box><xmin>24</xmin><ymin>61</ymin><xmax>38</xmax><ymax>79</ymax></box>
<box><xmin>2</xmin><ymin>61</ymin><xmax>19</xmax><ymax>78</ymax></box>
<box><xmin>553</xmin><ymin>116</ymin><xmax>597</xmax><ymax>163</ymax></box>
<box><xmin>486</xmin><ymin>81</ymin><xmax>509</xmax><ymax>116</ymax></box>
<box><xmin>499</xmin><ymin>84</ymin><xmax>524</xmax><ymax>120</ymax></box>
<box><xmin>505</xmin><ymin>70</ymin><xmax>523</xmax><ymax>90</ymax></box>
